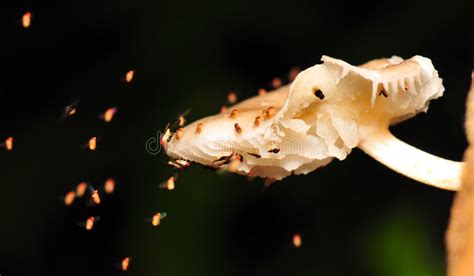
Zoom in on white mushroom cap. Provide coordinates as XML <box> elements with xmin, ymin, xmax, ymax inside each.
<box><xmin>166</xmin><ymin>55</ymin><xmax>446</xmax><ymax>181</ymax></box>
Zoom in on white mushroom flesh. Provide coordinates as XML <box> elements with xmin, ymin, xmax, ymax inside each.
<box><xmin>165</xmin><ymin>55</ymin><xmax>444</xmax><ymax>180</ymax></box>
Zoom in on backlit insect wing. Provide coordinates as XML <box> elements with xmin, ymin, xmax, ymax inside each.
<box><xmin>151</xmin><ymin>212</ymin><xmax>167</xmax><ymax>226</ymax></box>
<box><xmin>159</xmin><ymin>175</ymin><xmax>177</xmax><ymax>190</ymax></box>
<box><xmin>61</xmin><ymin>99</ymin><xmax>79</xmax><ymax>120</ymax></box>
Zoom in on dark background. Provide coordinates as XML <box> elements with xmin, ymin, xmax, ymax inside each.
<box><xmin>0</xmin><ymin>0</ymin><xmax>473</xmax><ymax>275</ymax></box>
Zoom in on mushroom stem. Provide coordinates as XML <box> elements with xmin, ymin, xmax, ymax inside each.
<box><xmin>358</xmin><ymin>127</ymin><xmax>464</xmax><ymax>191</ymax></box>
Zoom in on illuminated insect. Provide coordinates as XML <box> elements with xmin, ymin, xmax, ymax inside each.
<box><xmin>75</xmin><ymin>182</ymin><xmax>88</xmax><ymax>197</ymax></box>
<box><xmin>5</xmin><ymin>137</ymin><xmax>13</xmax><ymax>150</ymax></box>
<box><xmin>247</xmin><ymin>152</ymin><xmax>261</xmax><ymax>158</ymax></box>
<box><xmin>227</xmin><ymin>92</ymin><xmax>238</xmax><ymax>104</ymax></box>
<box><xmin>245</xmin><ymin>171</ymin><xmax>257</xmax><ymax>184</ymax></box>
<box><xmin>91</xmin><ymin>189</ymin><xmax>101</xmax><ymax>204</ymax></box>
<box><xmin>22</xmin><ymin>12</ymin><xmax>31</xmax><ymax>28</ymax></box>
<box><xmin>288</xmin><ymin>67</ymin><xmax>300</xmax><ymax>81</ymax></box>
<box><xmin>272</xmin><ymin>77</ymin><xmax>282</xmax><ymax>88</ymax></box>
<box><xmin>168</xmin><ymin>159</ymin><xmax>191</xmax><ymax>170</ymax></box>
<box><xmin>121</xmin><ymin>257</ymin><xmax>131</xmax><ymax>271</ymax></box>
<box><xmin>160</xmin><ymin>125</ymin><xmax>171</xmax><ymax>146</ymax></box>
<box><xmin>61</xmin><ymin>100</ymin><xmax>79</xmax><ymax>119</ymax></box>
<box><xmin>195</xmin><ymin>123</ymin><xmax>203</xmax><ymax>134</ymax></box>
<box><xmin>174</xmin><ymin>109</ymin><xmax>191</xmax><ymax>128</ymax></box>
<box><xmin>312</xmin><ymin>87</ymin><xmax>325</xmax><ymax>100</ymax></box>
<box><xmin>293</xmin><ymin>233</ymin><xmax>302</xmax><ymax>248</ymax></box>
<box><xmin>220</xmin><ymin>106</ymin><xmax>228</xmax><ymax>113</ymax></box>
<box><xmin>175</xmin><ymin>128</ymin><xmax>183</xmax><ymax>140</ymax></box>
<box><xmin>104</xmin><ymin>178</ymin><xmax>115</xmax><ymax>194</ymax></box>
<box><xmin>267</xmin><ymin>148</ymin><xmax>280</xmax><ymax>154</ymax></box>
<box><xmin>88</xmin><ymin>137</ymin><xmax>97</xmax><ymax>151</ymax></box>
<box><xmin>175</xmin><ymin>159</ymin><xmax>191</xmax><ymax>168</ymax></box>
<box><xmin>263</xmin><ymin>178</ymin><xmax>277</xmax><ymax>188</ymax></box>
<box><xmin>230</xmin><ymin>109</ymin><xmax>238</xmax><ymax>119</ymax></box>
<box><xmin>262</xmin><ymin>106</ymin><xmax>276</xmax><ymax>120</ymax></box>
<box><xmin>83</xmin><ymin>216</ymin><xmax>100</xmax><ymax>231</ymax></box>
<box><xmin>177</xmin><ymin>115</ymin><xmax>186</xmax><ymax>127</ymax></box>
<box><xmin>212</xmin><ymin>153</ymin><xmax>242</xmax><ymax>167</ymax></box>
<box><xmin>100</xmin><ymin>107</ymin><xmax>118</xmax><ymax>123</ymax></box>
<box><xmin>159</xmin><ymin>175</ymin><xmax>177</xmax><ymax>190</ymax></box>
<box><xmin>254</xmin><ymin>116</ymin><xmax>262</xmax><ymax>127</ymax></box>
<box><xmin>64</xmin><ymin>191</ymin><xmax>75</xmax><ymax>206</ymax></box>
<box><xmin>150</xmin><ymin>212</ymin><xmax>167</xmax><ymax>226</ymax></box>
<box><xmin>377</xmin><ymin>83</ymin><xmax>388</xmax><ymax>97</ymax></box>
<box><xmin>227</xmin><ymin>158</ymin><xmax>241</xmax><ymax>172</ymax></box>
<box><xmin>234</xmin><ymin>123</ymin><xmax>242</xmax><ymax>134</ymax></box>
<box><xmin>2</xmin><ymin>137</ymin><xmax>14</xmax><ymax>151</ymax></box>
<box><xmin>125</xmin><ymin>70</ymin><xmax>134</xmax><ymax>83</ymax></box>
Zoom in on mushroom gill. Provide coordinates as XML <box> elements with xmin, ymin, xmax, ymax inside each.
<box><xmin>165</xmin><ymin>55</ymin><xmax>463</xmax><ymax>190</ymax></box>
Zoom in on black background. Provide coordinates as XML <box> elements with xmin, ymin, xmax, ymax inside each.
<box><xmin>0</xmin><ymin>0</ymin><xmax>472</xmax><ymax>275</ymax></box>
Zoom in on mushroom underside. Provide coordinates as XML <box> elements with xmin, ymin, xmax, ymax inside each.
<box><xmin>165</xmin><ymin>55</ymin><xmax>449</xmax><ymax>182</ymax></box>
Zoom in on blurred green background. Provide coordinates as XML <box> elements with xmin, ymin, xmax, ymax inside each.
<box><xmin>0</xmin><ymin>0</ymin><xmax>472</xmax><ymax>275</ymax></box>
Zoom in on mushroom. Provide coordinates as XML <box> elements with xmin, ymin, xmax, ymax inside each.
<box><xmin>165</xmin><ymin>55</ymin><xmax>464</xmax><ymax>191</ymax></box>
